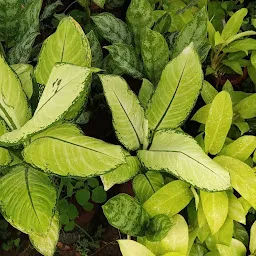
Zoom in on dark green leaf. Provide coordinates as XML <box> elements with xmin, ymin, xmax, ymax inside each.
<box><xmin>64</xmin><ymin>221</ymin><xmax>75</xmax><ymax>231</ymax></box>
<box><xmin>92</xmin><ymin>186</ymin><xmax>107</xmax><ymax>203</ymax></box>
<box><xmin>153</xmin><ymin>12</ymin><xmax>172</xmax><ymax>35</ymax></box>
<box><xmin>75</xmin><ymin>189</ymin><xmax>90</xmax><ymax>206</ymax></box>
<box><xmin>67</xmin><ymin>204</ymin><xmax>79</xmax><ymax>220</ymax></box>
<box><xmin>83</xmin><ymin>202</ymin><xmax>94</xmax><ymax>211</ymax></box>
<box><xmin>88</xmin><ymin>177</ymin><xmax>99</xmax><ymax>188</ymax></box>
<box><xmin>40</xmin><ymin>0</ymin><xmax>63</xmax><ymax>21</ymax></box>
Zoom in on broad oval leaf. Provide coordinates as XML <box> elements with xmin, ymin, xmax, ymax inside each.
<box><xmin>146</xmin><ymin>44</ymin><xmax>203</xmax><ymax>132</ymax></box>
<box><xmin>215</xmin><ymin>156</ymin><xmax>256</xmax><ymax>208</ymax></box>
<box><xmin>200</xmin><ymin>191</ymin><xmax>229</xmax><ymax>234</ymax></box>
<box><xmin>23</xmin><ymin>123</ymin><xmax>125</xmax><ymax>177</ymax></box>
<box><xmin>0</xmin><ymin>165</ymin><xmax>56</xmax><ymax>235</ymax></box>
<box><xmin>103</xmin><ymin>194</ymin><xmax>149</xmax><ymax>236</ymax></box>
<box><xmin>250</xmin><ymin>221</ymin><xmax>256</xmax><ymax>255</ymax></box>
<box><xmin>205</xmin><ymin>91</ymin><xmax>233</xmax><ymax>155</ymax></box>
<box><xmin>35</xmin><ymin>17</ymin><xmax>91</xmax><ymax>85</ymax></box>
<box><xmin>0</xmin><ymin>55</ymin><xmax>31</xmax><ymax>130</ymax></box>
<box><xmin>220</xmin><ymin>136</ymin><xmax>256</xmax><ymax>161</ymax></box>
<box><xmin>133</xmin><ymin>171</ymin><xmax>164</xmax><ymax>204</ymax></box>
<box><xmin>141</xmin><ymin>28</ymin><xmax>169</xmax><ymax>85</ymax></box>
<box><xmin>91</xmin><ymin>13</ymin><xmax>132</xmax><ymax>45</ymax></box>
<box><xmin>118</xmin><ymin>240</ymin><xmax>155</xmax><ymax>256</ymax></box>
<box><xmin>138</xmin><ymin>79</ymin><xmax>155</xmax><ymax>110</ymax></box>
<box><xmin>201</xmin><ymin>81</ymin><xmax>218</xmax><ymax>104</ymax></box>
<box><xmin>143</xmin><ymin>180</ymin><xmax>193</xmax><ymax>217</ymax></box>
<box><xmin>234</xmin><ymin>94</ymin><xmax>256</xmax><ymax>119</ymax></box>
<box><xmin>0</xmin><ymin>63</ymin><xmax>92</xmax><ymax>146</ymax></box>
<box><xmin>138</xmin><ymin>130</ymin><xmax>231</xmax><ymax>191</ymax></box>
<box><xmin>99</xmin><ymin>74</ymin><xmax>145</xmax><ymax>151</ymax></box>
<box><xmin>30</xmin><ymin>211</ymin><xmax>59</xmax><ymax>256</ymax></box>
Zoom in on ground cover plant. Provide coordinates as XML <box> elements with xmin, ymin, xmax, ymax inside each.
<box><xmin>1</xmin><ymin>0</ymin><xmax>256</xmax><ymax>255</ymax></box>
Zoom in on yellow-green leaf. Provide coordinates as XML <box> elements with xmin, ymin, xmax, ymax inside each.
<box><xmin>118</xmin><ymin>240</ymin><xmax>155</xmax><ymax>256</ymax></box>
<box><xmin>191</xmin><ymin>104</ymin><xmax>211</xmax><ymax>124</ymax></box>
<box><xmin>201</xmin><ymin>81</ymin><xmax>218</xmax><ymax>104</ymax></box>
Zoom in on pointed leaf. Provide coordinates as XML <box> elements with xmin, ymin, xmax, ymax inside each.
<box><xmin>227</xmin><ymin>193</ymin><xmax>246</xmax><ymax>224</ymax></box>
<box><xmin>191</xmin><ymin>104</ymin><xmax>211</xmax><ymax>124</ymax></box>
<box><xmin>223</xmin><ymin>38</ymin><xmax>256</xmax><ymax>53</ymax></box>
<box><xmin>138</xmin><ymin>79</ymin><xmax>154</xmax><ymax>110</ymax></box>
<box><xmin>23</xmin><ymin>123</ymin><xmax>125</xmax><ymax>177</ymax></box>
<box><xmin>35</xmin><ymin>17</ymin><xmax>91</xmax><ymax>85</ymax></box>
<box><xmin>222</xmin><ymin>60</ymin><xmax>243</xmax><ymax>75</ymax></box>
<box><xmin>201</xmin><ymin>81</ymin><xmax>218</xmax><ymax>104</ymax></box>
<box><xmin>138</xmin><ymin>130</ymin><xmax>231</xmax><ymax>191</ymax></box>
<box><xmin>146</xmin><ymin>45</ymin><xmax>203</xmax><ymax>132</ymax></box>
<box><xmin>118</xmin><ymin>240</ymin><xmax>155</xmax><ymax>256</ymax></box>
<box><xmin>234</xmin><ymin>94</ymin><xmax>256</xmax><ymax>119</ymax></box>
<box><xmin>0</xmin><ymin>148</ymin><xmax>12</xmax><ymax>166</ymax></box>
<box><xmin>99</xmin><ymin>74</ymin><xmax>145</xmax><ymax>151</ymax></box>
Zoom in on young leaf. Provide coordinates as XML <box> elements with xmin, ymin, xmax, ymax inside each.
<box><xmin>205</xmin><ymin>91</ymin><xmax>233</xmax><ymax>155</ymax></box>
<box><xmin>200</xmin><ymin>191</ymin><xmax>229</xmax><ymax>234</ymax></box>
<box><xmin>250</xmin><ymin>221</ymin><xmax>256</xmax><ymax>255</ymax></box>
<box><xmin>201</xmin><ymin>81</ymin><xmax>218</xmax><ymax>104</ymax></box>
<box><xmin>138</xmin><ymin>130</ymin><xmax>231</xmax><ymax>191</ymax></box>
<box><xmin>141</xmin><ymin>28</ymin><xmax>169</xmax><ymax>85</ymax></box>
<box><xmin>102</xmin><ymin>194</ymin><xmax>149</xmax><ymax>236</ymax></box>
<box><xmin>0</xmin><ymin>55</ymin><xmax>31</xmax><ymax>130</ymax></box>
<box><xmin>215</xmin><ymin>156</ymin><xmax>256</xmax><ymax>208</ymax></box>
<box><xmin>191</xmin><ymin>104</ymin><xmax>211</xmax><ymax>124</ymax></box>
<box><xmin>220</xmin><ymin>136</ymin><xmax>256</xmax><ymax>161</ymax></box>
<box><xmin>99</xmin><ymin>74</ymin><xmax>145</xmax><ymax>151</ymax></box>
<box><xmin>221</xmin><ymin>8</ymin><xmax>248</xmax><ymax>41</ymax></box>
<box><xmin>91</xmin><ymin>13</ymin><xmax>132</xmax><ymax>45</ymax></box>
<box><xmin>146</xmin><ymin>44</ymin><xmax>203</xmax><ymax>132</ymax></box>
<box><xmin>143</xmin><ymin>180</ymin><xmax>193</xmax><ymax>217</ymax></box>
<box><xmin>0</xmin><ymin>165</ymin><xmax>56</xmax><ymax>235</ymax></box>
<box><xmin>234</xmin><ymin>94</ymin><xmax>256</xmax><ymax>119</ymax></box>
<box><xmin>101</xmin><ymin>155</ymin><xmax>140</xmax><ymax>191</ymax></box>
<box><xmin>118</xmin><ymin>240</ymin><xmax>155</xmax><ymax>256</ymax></box>
<box><xmin>133</xmin><ymin>171</ymin><xmax>164</xmax><ymax>204</ymax></box>
<box><xmin>138</xmin><ymin>79</ymin><xmax>155</xmax><ymax>110</ymax></box>
<box><xmin>0</xmin><ymin>63</ymin><xmax>92</xmax><ymax>146</ymax></box>
<box><xmin>222</xmin><ymin>80</ymin><xmax>234</xmax><ymax>93</ymax></box>
<box><xmin>35</xmin><ymin>17</ymin><xmax>91</xmax><ymax>85</ymax></box>
<box><xmin>223</xmin><ymin>38</ymin><xmax>256</xmax><ymax>53</ymax></box>
<box><xmin>23</xmin><ymin>123</ymin><xmax>125</xmax><ymax>177</ymax></box>
<box><xmin>104</xmin><ymin>43</ymin><xmax>144</xmax><ymax>79</ymax></box>
<box><xmin>29</xmin><ymin>212</ymin><xmax>59</xmax><ymax>256</ymax></box>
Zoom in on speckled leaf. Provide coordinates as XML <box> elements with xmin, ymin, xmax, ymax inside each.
<box><xmin>103</xmin><ymin>194</ymin><xmax>149</xmax><ymax>236</ymax></box>
<box><xmin>0</xmin><ymin>64</ymin><xmax>92</xmax><ymax>146</ymax></box>
<box><xmin>191</xmin><ymin>104</ymin><xmax>211</xmax><ymax>124</ymax></box>
<box><xmin>101</xmin><ymin>155</ymin><xmax>140</xmax><ymax>191</ymax></box>
<box><xmin>102</xmin><ymin>54</ymin><xmax>124</xmax><ymax>75</ymax></box>
<box><xmin>40</xmin><ymin>0</ymin><xmax>63</xmax><ymax>21</ymax></box>
<box><xmin>146</xmin><ymin>45</ymin><xmax>203</xmax><ymax>132</ymax></box>
<box><xmin>11</xmin><ymin>64</ymin><xmax>33</xmax><ymax>99</ymax></box>
<box><xmin>35</xmin><ymin>17</ymin><xmax>91</xmax><ymax>85</ymax></box>
<box><xmin>215</xmin><ymin>156</ymin><xmax>256</xmax><ymax>209</ymax></box>
<box><xmin>105</xmin><ymin>43</ymin><xmax>144</xmax><ymax>79</ymax></box>
<box><xmin>30</xmin><ymin>212</ymin><xmax>59</xmax><ymax>256</ymax></box>
<box><xmin>133</xmin><ymin>171</ymin><xmax>164</xmax><ymax>204</ymax></box>
<box><xmin>138</xmin><ymin>79</ymin><xmax>154</xmax><ymax>110</ymax></box>
<box><xmin>220</xmin><ymin>136</ymin><xmax>256</xmax><ymax>161</ymax></box>
<box><xmin>201</xmin><ymin>81</ymin><xmax>218</xmax><ymax>104</ymax></box>
<box><xmin>153</xmin><ymin>12</ymin><xmax>172</xmax><ymax>35</ymax></box>
<box><xmin>86</xmin><ymin>30</ymin><xmax>103</xmax><ymax>68</ymax></box>
<box><xmin>23</xmin><ymin>123</ymin><xmax>125</xmax><ymax>177</ymax></box>
<box><xmin>143</xmin><ymin>180</ymin><xmax>193</xmax><ymax>217</ymax></box>
<box><xmin>0</xmin><ymin>165</ymin><xmax>56</xmax><ymax>235</ymax></box>
<box><xmin>234</xmin><ymin>94</ymin><xmax>256</xmax><ymax>119</ymax></box>
<box><xmin>172</xmin><ymin>7</ymin><xmax>208</xmax><ymax>60</ymax></box>
<box><xmin>93</xmin><ymin>0</ymin><xmax>106</xmax><ymax>8</ymax></box>
<box><xmin>205</xmin><ymin>91</ymin><xmax>233</xmax><ymax>155</ymax></box>
<box><xmin>92</xmin><ymin>13</ymin><xmax>132</xmax><ymax>45</ymax></box>
<box><xmin>0</xmin><ymin>55</ymin><xmax>31</xmax><ymax>130</ymax></box>
<box><xmin>99</xmin><ymin>74</ymin><xmax>145</xmax><ymax>151</ymax></box>
<box><xmin>138</xmin><ymin>130</ymin><xmax>231</xmax><ymax>191</ymax></box>
<box><xmin>141</xmin><ymin>28</ymin><xmax>169</xmax><ymax>85</ymax></box>
<box><xmin>200</xmin><ymin>191</ymin><xmax>229</xmax><ymax>234</ymax></box>
<box><xmin>118</xmin><ymin>240</ymin><xmax>155</xmax><ymax>256</ymax></box>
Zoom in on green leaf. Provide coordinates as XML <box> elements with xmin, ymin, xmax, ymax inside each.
<box><xmin>23</xmin><ymin>123</ymin><xmax>125</xmax><ymax>177</ymax></box>
<box><xmin>86</xmin><ymin>30</ymin><xmax>103</xmax><ymax>68</ymax></box>
<box><xmin>220</xmin><ymin>136</ymin><xmax>256</xmax><ymax>161</ymax></box>
<box><xmin>153</xmin><ymin>12</ymin><xmax>172</xmax><ymax>35</ymax></box>
<box><xmin>201</xmin><ymin>81</ymin><xmax>218</xmax><ymax>104</ymax></box>
<box><xmin>215</xmin><ymin>156</ymin><xmax>256</xmax><ymax>209</ymax></box>
<box><xmin>92</xmin><ymin>186</ymin><xmax>107</xmax><ymax>203</ymax></box>
<box><xmin>106</xmin><ymin>0</ymin><xmax>125</xmax><ymax>8</ymax></box>
<box><xmin>223</xmin><ymin>38</ymin><xmax>256</xmax><ymax>53</ymax></box>
<box><xmin>104</xmin><ymin>43</ymin><xmax>144</xmax><ymax>79</ymax></box>
<box><xmin>40</xmin><ymin>0</ymin><xmax>63</xmax><ymax>21</ymax></box>
<box><xmin>29</xmin><ymin>212</ymin><xmax>59</xmax><ymax>256</ymax></box>
<box><xmin>214</xmin><ymin>31</ymin><xmax>226</xmax><ymax>46</ymax></box>
<box><xmin>205</xmin><ymin>91</ymin><xmax>233</xmax><ymax>155</ymax></box>
<box><xmin>102</xmin><ymin>194</ymin><xmax>149</xmax><ymax>236</ymax></box>
<box><xmin>146</xmin><ymin>44</ymin><xmax>203</xmax><ymax>132</ymax></box>
<box><xmin>143</xmin><ymin>180</ymin><xmax>193</xmax><ymax>217</ymax></box>
<box><xmin>222</xmin><ymin>60</ymin><xmax>243</xmax><ymax>75</ymax></box>
<box><xmin>138</xmin><ymin>79</ymin><xmax>155</xmax><ymax>110</ymax></box>
<box><xmin>35</xmin><ymin>17</ymin><xmax>91</xmax><ymax>85</ymax></box>
<box><xmin>0</xmin><ymin>148</ymin><xmax>12</xmax><ymax>166</ymax></box>
<box><xmin>222</xmin><ymin>80</ymin><xmax>234</xmax><ymax>93</ymax></box>
<box><xmin>102</xmin><ymin>54</ymin><xmax>124</xmax><ymax>75</ymax></box>
<box><xmin>133</xmin><ymin>171</ymin><xmax>164</xmax><ymax>204</ymax></box>
<box><xmin>0</xmin><ymin>55</ymin><xmax>31</xmax><ymax>130</ymax></box>
<box><xmin>251</xmin><ymin>51</ymin><xmax>256</xmax><ymax>69</ymax></box>
<box><xmin>118</xmin><ymin>240</ymin><xmax>155</xmax><ymax>256</ymax></box>
<box><xmin>87</xmin><ymin>178</ymin><xmax>99</xmax><ymax>188</ymax></box>
<box><xmin>221</xmin><ymin>8</ymin><xmax>248</xmax><ymax>40</ymax></box>
<box><xmin>0</xmin><ymin>165</ymin><xmax>56</xmax><ymax>235</ymax></box>
<box><xmin>91</xmin><ymin>13</ymin><xmax>132</xmax><ymax>45</ymax></box>
<box><xmin>191</xmin><ymin>104</ymin><xmax>211</xmax><ymax>124</ymax></box>
<box><xmin>233</xmin><ymin>222</ymin><xmax>249</xmax><ymax>247</ymax></box>
<box><xmin>234</xmin><ymin>122</ymin><xmax>250</xmax><ymax>135</ymax></box>
<box><xmin>172</xmin><ymin>7</ymin><xmax>208</xmax><ymax>60</ymax></box>
<box><xmin>227</xmin><ymin>193</ymin><xmax>246</xmax><ymax>224</ymax></box>
<box><xmin>138</xmin><ymin>130</ymin><xmax>231</xmax><ymax>191</ymax></box>
<box><xmin>101</xmin><ymin>155</ymin><xmax>140</xmax><ymax>191</ymax></box>
<box><xmin>208</xmin><ymin>21</ymin><xmax>216</xmax><ymax>47</ymax></box>
<box><xmin>225</xmin><ymin>31</ymin><xmax>256</xmax><ymax>45</ymax></box>
<box><xmin>234</xmin><ymin>94</ymin><xmax>256</xmax><ymax>119</ymax></box>
<box><xmin>99</xmin><ymin>74</ymin><xmax>145</xmax><ymax>151</ymax></box>
<box><xmin>75</xmin><ymin>189</ymin><xmax>90</xmax><ymax>206</ymax></box>
<box><xmin>64</xmin><ymin>220</ymin><xmax>75</xmax><ymax>231</ymax></box>
<box><xmin>92</xmin><ymin>0</ymin><xmax>106</xmax><ymax>8</ymax></box>
<box><xmin>0</xmin><ymin>64</ymin><xmax>92</xmax><ymax>146</ymax></box>
<box><xmin>200</xmin><ymin>191</ymin><xmax>228</xmax><ymax>234</ymax></box>
<box><xmin>217</xmin><ymin>239</ymin><xmax>246</xmax><ymax>256</ymax></box>
<box><xmin>250</xmin><ymin>221</ymin><xmax>256</xmax><ymax>255</ymax></box>
<box><xmin>141</xmin><ymin>28</ymin><xmax>169</xmax><ymax>85</ymax></box>
<box><xmin>146</xmin><ymin>214</ymin><xmax>173</xmax><ymax>242</ymax></box>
